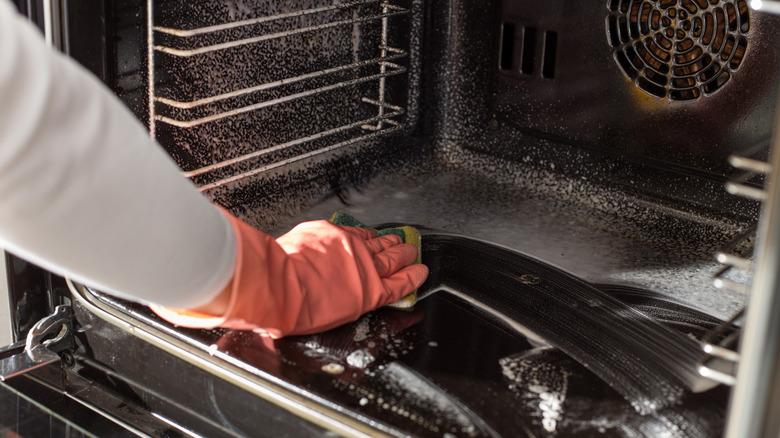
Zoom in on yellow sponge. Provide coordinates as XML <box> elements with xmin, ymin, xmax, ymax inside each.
<box><xmin>329</xmin><ymin>212</ymin><xmax>420</xmax><ymax>309</ymax></box>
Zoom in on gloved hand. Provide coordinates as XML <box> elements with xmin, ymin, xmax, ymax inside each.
<box><xmin>151</xmin><ymin>211</ymin><xmax>429</xmax><ymax>338</ymax></box>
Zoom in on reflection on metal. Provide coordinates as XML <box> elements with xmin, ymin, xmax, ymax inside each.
<box><xmin>0</xmin><ymin>252</ymin><xmax>12</xmax><ymax>347</ymax></box>
<box><xmin>67</xmin><ymin>280</ymin><xmax>389</xmax><ymax>438</ymax></box>
<box><xmin>750</xmin><ymin>0</ymin><xmax>780</xmax><ymax>15</ymax></box>
<box><xmin>436</xmin><ymin>285</ymin><xmax>548</xmax><ymax>346</ymax></box>
<box><xmin>700</xmin><ymin>150</ymin><xmax>767</xmax><ymax>387</ymax></box>
<box><xmin>146</xmin><ymin>0</ymin><xmax>157</xmax><ymax>138</ymax></box>
<box><xmin>725</xmin><ymin>89</ymin><xmax>780</xmax><ymax>438</ymax></box>
<box><xmin>42</xmin><ymin>0</ymin><xmax>64</xmax><ymax>49</ymax></box>
<box><xmin>0</xmin><ymin>305</ymin><xmax>72</xmax><ymax>381</ymax></box>
<box><xmin>0</xmin><ymin>346</ymin><xmax>59</xmax><ymax>382</ymax></box>
<box><xmin>698</xmin><ymin>310</ymin><xmax>744</xmax><ymax>386</ymax></box>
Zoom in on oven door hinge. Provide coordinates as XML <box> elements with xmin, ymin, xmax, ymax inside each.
<box><xmin>0</xmin><ymin>305</ymin><xmax>76</xmax><ymax>381</ymax></box>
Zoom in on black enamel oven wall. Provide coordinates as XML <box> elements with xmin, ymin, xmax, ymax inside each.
<box><xmin>422</xmin><ymin>0</ymin><xmax>780</xmax><ymax>177</ymax></box>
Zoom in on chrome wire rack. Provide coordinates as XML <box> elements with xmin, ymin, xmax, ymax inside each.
<box><xmin>147</xmin><ymin>0</ymin><xmax>410</xmax><ymax>191</ymax></box>
<box><xmin>670</xmin><ymin>2</ymin><xmax>780</xmax><ymax>435</ymax></box>
<box><xmin>698</xmin><ymin>146</ymin><xmax>768</xmax><ymax>386</ymax></box>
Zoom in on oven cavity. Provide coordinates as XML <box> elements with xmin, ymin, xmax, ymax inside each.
<box><xmin>606</xmin><ymin>0</ymin><xmax>750</xmax><ymax>101</ymax></box>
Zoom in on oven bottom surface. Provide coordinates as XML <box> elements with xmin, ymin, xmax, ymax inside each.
<box><xmin>269</xmin><ymin>145</ymin><xmax>748</xmax><ymax>319</ymax></box>
<box><xmin>76</xmin><ymin>244</ymin><xmax>730</xmax><ymax>437</ymax></box>
<box><xmin>67</xmin><ymin>140</ymin><xmax>745</xmax><ymax>436</ymax></box>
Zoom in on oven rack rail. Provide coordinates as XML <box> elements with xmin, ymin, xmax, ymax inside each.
<box><xmin>153</xmin><ymin>0</ymin><xmax>408</xmax><ymax>58</ymax></box>
<box><xmin>193</xmin><ymin>100</ymin><xmax>404</xmax><ymax>192</ymax></box>
<box><xmin>154</xmin><ymin>51</ymin><xmax>407</xmax><ymax>128</ymax></box>
<box><xmin>147</xmin><ymin>0</ymin><xmax>410</xmax><ymax>190</ymax></box>
<box><xmin>699</xmin><ymin>148</ymin><xmax>770</xmax><ymax>386</ymax></box>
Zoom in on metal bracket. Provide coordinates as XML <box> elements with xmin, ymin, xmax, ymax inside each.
<box><xmin>0</xmin><ymin>305</ymin><xmax>74</xmax><ymax>381</ymax></box>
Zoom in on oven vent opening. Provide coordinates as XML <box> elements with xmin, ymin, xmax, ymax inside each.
<box><xmin>606</xmin><ymin>0</ymin><xmax>750</xmax><ymax>101</ymax></box>
<box><xmin>520</xmin><ymin>26</ymin><xmax>537</xmax><ymax>75</ymax></box>
<box><xmin>542</xmin><ymin>30</ymin><xmax>558</xmax><ymax>79</ymax></box>
<box><xmin>499</xmin><ymin>22</ymin><xmax>516</xmax><ymax>70</ymax></box>
<box><xmin>499</xmin><ymin>23</ymin><xmax>557</xmax><ymax>80</ymax></box>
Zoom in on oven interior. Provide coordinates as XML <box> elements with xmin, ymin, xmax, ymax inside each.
<box><xmin>79</xmin><ymin>0</ymin><xmax>775</xmax><ymax>315</ymax></box>
<box><xmin>10</xmin><ymin>0</ymin><xmax>780</xmax><ymax>436</ymax></box>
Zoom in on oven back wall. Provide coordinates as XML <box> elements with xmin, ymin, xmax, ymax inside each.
<box><xmin>426</xmin><ymin>0</ymin><xmax>780</xmax><ymax>176</ymax></box>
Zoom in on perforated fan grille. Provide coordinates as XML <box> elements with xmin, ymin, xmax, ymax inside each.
<box><xmin>606</xmin><ymin>0</ymin><xmax>750</xmax><ymax>101</ymax></box>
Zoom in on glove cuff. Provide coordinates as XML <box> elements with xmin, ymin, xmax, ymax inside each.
<box><xmin>151</xmin><ymin>209</ymin><xmax>287</xmax><ymax>338</ymax></box>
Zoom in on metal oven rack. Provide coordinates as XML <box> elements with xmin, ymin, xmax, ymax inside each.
<box><xmin>698</xmin><ymin>139</ymin><xmax>777</xmax><ymax>437</ymax></box>
<box><xmin>146</xmin><ymin>0</ymin><xmax>410</xmax><ymax>191</ymax></box>
<box><xmin>704</xmin><ymin>2</ymin><xmax>780</xmax><ymax>435</ymax></box>
<box><xmin>699</xmin><ymin>147</ymin><xmax>766</xmax><ymax>386</ymax></box>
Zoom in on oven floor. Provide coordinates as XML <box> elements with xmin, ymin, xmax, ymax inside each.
<box><xmin>270</xmin><ymin>149</ymin><xmax>748</xmax><ymax>319</ymax></box>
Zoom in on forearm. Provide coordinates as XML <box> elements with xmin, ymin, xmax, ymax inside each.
<box><xmin>0</xmin><ymin>2</ymin><xmax>235</xmax><ymax>307</ymax></box>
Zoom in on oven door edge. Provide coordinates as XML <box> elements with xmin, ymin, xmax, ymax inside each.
<box><xmin>67</xmin><ymin>279</ymin><xmax>396</xmax><ymax>438</ymax></box>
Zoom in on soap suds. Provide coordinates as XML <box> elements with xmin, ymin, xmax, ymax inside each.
<box><xmin>346</xmin><ymin>349</ymin><xmax>375</xmax><ymax>369</ymax></box>
<box><xmin>500</xmin><ymin>348</ymin><xmax>570</xmax><ymax>433</ymax></box>
<box><xmin>353</xmin><ymin>316</ymin><xmax>371</xmax><ymax>342</ymax></box>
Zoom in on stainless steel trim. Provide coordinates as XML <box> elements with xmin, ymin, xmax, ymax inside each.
<box><xmin>725</xmin><ymin>93</ymin><xmax>780</xmax><ymax>438</ymax></box>
<box><xmin>67</xmin><ymin>280</ymin><xmax>392</xmax><ymax>438</ymax></box>
<box><xmin>0</xmin><ymin>305</ymin><xmax>73</xmax><ymax>381</ymax></box>
<box><xmin>0</xmin><ymin>252</ymin><xmax>12</xmax><ymax>347</ymax></box>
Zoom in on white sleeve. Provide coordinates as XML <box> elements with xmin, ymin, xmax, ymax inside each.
<box><xmin>0</xmin><ymin>2</ymin><xmax>236</xmax><ymax>308</ymax></box>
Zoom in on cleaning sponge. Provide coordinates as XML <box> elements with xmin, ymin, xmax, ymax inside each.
<box><xmin>330</xmin><ymin>212</ymin><xmax>420</xmax><ymax>309</ymax></box>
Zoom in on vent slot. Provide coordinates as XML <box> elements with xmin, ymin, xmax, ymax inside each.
<box><xmin>521</xmin><ymin>26</ymin><xmax>537</xmax><ymax>75</ymax></box>
<box><xmin>500</xmin><ymin>22</ymin><xmax>516</xmax><ymax>70</ymax></box>
<box><xmin>542</xmin><ymin>30</ymin><xmax>558</xmax><ymax>78</ymax></box>
<box><xmin>606</xmin><ymin>0</ymin><xmax>750</xmax><ymax>101</ymax></box>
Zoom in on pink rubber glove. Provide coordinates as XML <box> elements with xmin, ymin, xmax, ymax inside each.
<box><xmin>152</xmin><ymin>212</ymin><xmax>429</xmax><ymax>338</ymax></box>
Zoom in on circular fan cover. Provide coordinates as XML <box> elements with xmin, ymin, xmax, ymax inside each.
<box><xmin>606</xmin><ymin>0</ymin><xmax>750</xmax><ymax>101</ymax></box>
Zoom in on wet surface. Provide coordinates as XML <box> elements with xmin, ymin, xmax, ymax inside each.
<box><xmin>271</xmin><ymin>150</ymin><xmax>749</xmax><ymax>320</ymax></box>
<box><xmin>104</xmin><ymin>235</ymin><xmax>731</xmax><ymax>437</ymax></box>
<box><xmin>120</xmin><ymin>288</ymin><xmax>727</xmax><ymax>437</ymax></box>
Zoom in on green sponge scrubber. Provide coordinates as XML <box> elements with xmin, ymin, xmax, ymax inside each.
<box><xmin>329</xmin><ymin>212</ymin><xmax>420</xmax><ymax>309</ymax></box>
